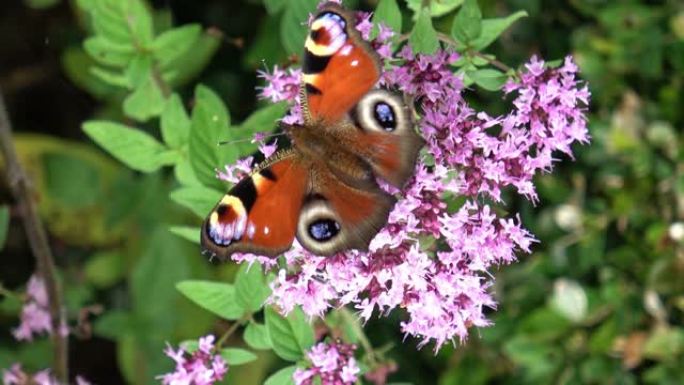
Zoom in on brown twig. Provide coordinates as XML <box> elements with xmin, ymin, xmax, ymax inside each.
<box><xmin>0</xmin><ymin>87</ymin><xmax>69</xmax><ymax>382</ymax></box>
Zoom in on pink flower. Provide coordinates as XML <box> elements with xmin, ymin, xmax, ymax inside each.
<box><xmin>256</xmin><ymin>66</ymin><xmax>300</xmax><ymax>103</ymax></box>
<box><xmin>251</xmin><ymin>133</ymin><xmax>279</xmax><ymax>159</ymax></box>
<box><xmin>12</xmin><ymin>275</ymin><xmax>67</xmax><ymax>341</ymax></box>
<box><xmin>216</xmin><ymin>157</ymin><xmax>253</xmax><ymax>184</ymax></box>
<box><xmin>293</xmin><ymin>342</ymin><xmax>359</xmax><ymax>385</ymax></box>
<box><xmin>158</xmin><ymin>335</ymin><xmax>228</xmax><ymax>385</ymax></box>
<box><xmin>75</xmin><ymin>376</ymin><xmax>92</xmax><ymax>385</ymax></box>
<box><xmin>1</xmin><ymin>364</ymin><xmax>80</xmax><ymax>385</ymax></box>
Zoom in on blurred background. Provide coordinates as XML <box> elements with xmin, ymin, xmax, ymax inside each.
<box><xmin>1</xmin><ymin>0</ymin><xmax>683</xmax><ymax>384</ymax></box>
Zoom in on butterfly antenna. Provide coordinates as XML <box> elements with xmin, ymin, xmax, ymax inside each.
<box><xmin>217</xmin><ymin>132</ymin><xmax>286</xmax><ymax>146</ymax></box>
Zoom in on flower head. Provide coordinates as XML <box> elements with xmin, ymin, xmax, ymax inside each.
<box><xmin>2</xmin><ymin>364</ymin><xmax>71</xmax><ymax>385</ymax></box>
<box><xmin>12</xmin><ymin>275</ymin><xmax>67</xmax><ymax>341</ymax></box>
<box><xmin>293</xmin><ymin>342</ymin><xmax>359</xmax><ymax>385</ymax></box>
<box><xmin>158</xmin><ymin>335</ymin><xmax>228</xmax><ymax>385</ymax></box>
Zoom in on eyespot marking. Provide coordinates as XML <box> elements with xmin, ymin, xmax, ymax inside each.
<box><xmin>308</xmin><ymin>218</ymin><xmax>341</xmax><ymax>242</ymax></box>
<box><xmin>373</xmin><ymin>102</ymin><xmax>396</xmax><ymax>131</ymax></box>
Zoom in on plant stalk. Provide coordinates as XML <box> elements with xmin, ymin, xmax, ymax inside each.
<box><xmin>0</xmin><ymin>87</ymin><xmax>69</xmax><ymax>383</ymax></box>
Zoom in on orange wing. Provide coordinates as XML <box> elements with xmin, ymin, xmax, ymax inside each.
<box><xmin>294</xmin><ymin>166</ymin><xmax>395</xmax><ymax>256</ymax></box>
<box><xmin>201</xmin><ymin>152</ymin><xmax>309</xmax><ymax>260</ymax></box>
<box><xmin>302</xmin><ymin>2</ymin><xmax>381</xmax><ymax>123</ymax></box>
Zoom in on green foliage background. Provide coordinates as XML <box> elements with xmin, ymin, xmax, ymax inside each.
<box><xmin>0</xmin><ymin>0</ymin><xmax>683</xmax><ymax>384</ymax></box>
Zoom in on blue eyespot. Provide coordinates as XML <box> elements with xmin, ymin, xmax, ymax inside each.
<box><xmin>373</xmin><ymin>102</ymin><xmax>396</xmax><ymax>131</ymax></box>
<box><xmin>308</xmin><ymin>219</ymin><xmax>341</xmax><ymax>242</ymax></box>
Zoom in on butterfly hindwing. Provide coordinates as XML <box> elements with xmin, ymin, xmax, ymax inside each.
<box><xmin>348</xmin><ymin>90</ymin><xmax>425</xmax><ymax>187</ymax></box>
<box><xmin>303</xmin><ymin>2</ymin><xmax>381</xmax><ymax>123</ymax></box>
<box><xmin>295</xmin><ymin>163</ymin><xmax>395</xmax><ymax>255</ymax></box>
<box><xmin>201</xmin><ymin>151</ymin><xmax>309</xmax><ymax>259</ymax></box>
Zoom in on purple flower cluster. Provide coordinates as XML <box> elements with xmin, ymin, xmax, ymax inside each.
<box><xmin>158</xmin><ymin>335</ymin><xmax>228</xmax><ymax>385</ymax></box>
<box><xmin>227</xmin><ymin>4</ymin><xmax>590</xmax><ymax>350</ymax></box>
<box><xmin>12</xmin><ymin>275</ymin><xmax>67</xmax><ymax>341</ymax></box>
<box><xmin>3</xmin><ymin>364</ymin><xmax>57</xmax><ymax>385</ymax></box>
<box><xmin>2</xmin><ymin>364</ymin><xmax>91</xmax><ymax>385</ymax></box>
<box><xmin>257</xmin><ymin>66</ymin><xmax>303</xmax><ymax>125</ymax></box>
<box><xmin>293</xmin><ymin>342</ymin><xmax>360</xmax><ymax>385</ymax></box>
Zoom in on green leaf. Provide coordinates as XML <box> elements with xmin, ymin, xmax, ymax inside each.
<box><xmin>123</xmin><ymin>75</ymin><xmax>166</xmax><ymax>122</ymax></box>
<box><xmin>162</xmin><ymin>28</ymin><xmax>222</xmax><ymax>87</ymax></box>
<box><xmin>131</xmin><ymin>229</ymin><xmax>191</xmax><ymax>322</ymax></box>
<box><xmin>84</xmin><ymin>251</ymin><xmax>124</xmax><ymax>288</ymax></box>
<box><xmin>169</xmin><ymin>185</ymin><xmax>223</xmax><ymax>218</ymax></box>
<box><xmin>62</xmin><ymin>46</ymin><xmax>118</xmax><ymax>98</ymax></box>
<box><xmin>43</xmin><ymin>152</ymin><xmax>102</xmax><ymax>208</ymax></box>
<box><xmin>220</xmin><ymin>348</ymin><xmax>258</xmax><ymax>366</ymax></box>
<box><xmin>235</xmin><ymin>263</ymin><xmax>270</xmax><ymax>313</ymax></box>
<box><xmin>451</xmin><ymin>0</ymin><xmax>482</xmax><ymax>44</ymax></box>
<box><xmin>373</xmin><ymin>0</ymin><xmax>402</xmax><ymax>36</ymax></box>
<box><xmin>406</xmin><ymin>0</ymin><xmax>464</xmax><ymax>18</ymax></box>
<box><xmin>82</xmin><ymin>120</ymin><xmax>169</xmax><ymax>172</ymax></box>
<box><xmin>409</xmin><ymin>8</ymin><xmax>439</xmax><ymax>55</ymax></box>
<box><xmin>190</xmin><ymin>85</ymin><xmax>230</xmax><ymax>189</ymax></box>
<box><xmin>244</xmin><ymin>321</ymin><xmax>272</xmax><ymax>350</ymax></box>
<box><xmin>168</xmin><ymin>226</ymin><xmax>200</xmax><ymax>245</ymax></box>
<box><xmin>176</xmin><ymin>280</ymin><xmax>245</xmax><ymax>320</ymax></box>
<box><xmin>83</xmin><ymin>36</ymin><xmax>135</xmax><ymax>67</ymax></box>
<box><xmin>125</xmin><ymin>54</ymin><xmax>153</xmax><ymax>88</ymax></box>
<box><xmin>153</xmin><ymin>24</ymin><xmax>202</xmax><ymax>66</ymax></box>
<box><xmin>89</xmin><ymin>66</ymin><xmax>129</xmax><ymax>88</ymax></box>
<box><xmin>264</xmin><ymin>0</ymin><xmax>288</xmax><ymax>14</ymax></box>
<box><xmin>161</xmin><ymin>94</ymin><xmax>191</xmax><ymax>149</ymax></box>
<box><xmin>87</xmin><ymin>1</ymin><xmax>132</xmax><ymax>44</ymax></box>
<box><xmin>280</xmin><ymin>0</ymin><xmax>317</xmax><ymax>55</ymax></box>
<box><xmin>265</xmin><ymin>306</ymin><xmax>314</xmax><ymax>361</ymax></box>
<box><xmin>471</xmin><ymin>11</ymin><xmax>528</xmax><ymax>51</ymax></box>
<box><xmin>469</xmin><ymin>68</ymin><xmax>507</xmax><ymax>91</ymax></box>
<box><xmin>121</xmin><ymin>0</ymin><xmax>154</xmax><ymax>45</ymax></box>
<box><xmin>0</xmin><ymin>206</ymin><xmax>8</xmax><ymax>251</ymax></box>
<box><xmin>264</xmin><ymin>365</ymin><xmax>297</xmax><ymax>385</ymax></box>
<box><xmin>174</xmin><ymin>157</ymin><xmax>202</xmax><ymax>187</ymax></box>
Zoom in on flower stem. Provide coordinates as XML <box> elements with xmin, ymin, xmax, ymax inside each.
<box><xmin>0</xmin><ymin>87</ymin><xmax>68</xmax><ymax>383</ymax></box>
<box><xmin>215</xmin><ymin>314</ymin><xmax>251</xmax><ymax>351</ymax></box>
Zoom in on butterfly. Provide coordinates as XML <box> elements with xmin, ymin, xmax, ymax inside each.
<box><xmin>201</xmin><ymin>2</ymin><xmax>424</xmax><ymax>260</ymax></box>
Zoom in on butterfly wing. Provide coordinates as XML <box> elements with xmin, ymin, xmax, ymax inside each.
<box><xmin>201</xmin><ymin>151</ymin><xmax>309</xmax><ymax>260</ymax></box>
<box><xmin>348</xmin><ymin>90</ymin><xmax>425</xmax><ymax>187</ymax></box>
<box><xmin>302</xmin><ymin>2</ymin><xmax>381</xmax><ymax>123</ymax></box>
<box><xmin>295</xmin><ymin>164</ymin><xmax>395</xmax><ymax>255</ymax></box>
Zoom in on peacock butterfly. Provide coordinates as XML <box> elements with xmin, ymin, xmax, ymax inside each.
<box><xmin>201</xmin><ymin>2</ymin><xmax>424</xmax><ymax>259</ymax></box>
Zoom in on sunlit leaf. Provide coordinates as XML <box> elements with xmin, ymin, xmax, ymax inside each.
<box><xmin>410</xmin><ymin>8</ymin><xmax>439</xmax><ymax>55</ymax></box>
<box><xmin>176</xmin><ymin>280</ymin><xmax>245</xmax><ymax>320</ymax></box>
<box><xmin>220</xmin><ymin>348</ymin><xmax>258</xmax><ymax>366</ymax></box>
<box><xmin>265</xmin><ymin>306</ymin><xmax>314</xmax><ymax>361</ymax></box>
<box><xmin>82</xmin><ymin>121</ymin><xmax>169</xmax><ymax>172</ymax></box>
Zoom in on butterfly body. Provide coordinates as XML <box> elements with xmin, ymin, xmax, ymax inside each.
<box><xmin>201</xmin><ymin>2</ymin><xmax>424</xmax><ymax>260</ymax></box>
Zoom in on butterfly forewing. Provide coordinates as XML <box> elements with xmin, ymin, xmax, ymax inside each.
<box><xmin>302</xmin><ymin>2</ymin><xmax>381</xmax><ymax>123</ymax></box>
<box><xmin>201</xmin><ymin>152</ymin><xmax>309</xmax><ymax>259</ymax></box>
